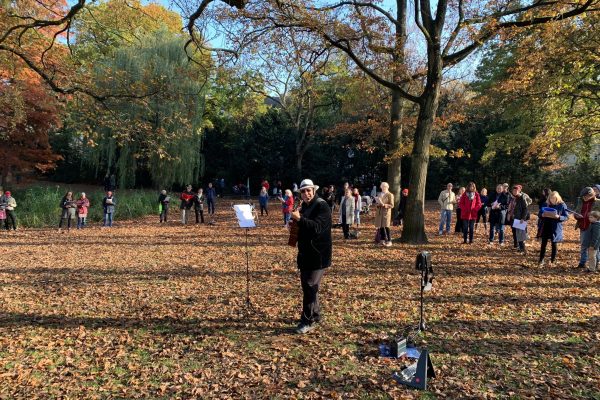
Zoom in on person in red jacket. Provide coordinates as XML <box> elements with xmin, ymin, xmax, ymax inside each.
<box><xmin>278</xmin><ymin>189</ymin><xmax>294</xmax><ymax>227</ymax></box>
<box><xmin>459</xmin><ymin>182</ymin><xmax>482</xmax><ymax>244</ymax></box>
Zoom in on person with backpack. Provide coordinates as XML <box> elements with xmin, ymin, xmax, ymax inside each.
<box><xmin>76</xmin><ymin>192</ymin><xmax>90</xmax><ymax>229</ymax></box>
<box><xmin>102</xmin><ymin>191</ymin><xmax>116</xmax><ymax>227</ymax></box>
<box><xmin>458</xmin><ymin>182</ymin><xmax>482</xmax><ymax>244</ymax></box>
<box><xmin>538</xmin><ymin>191</ymin><xmax>568</xmax><ymax>267</ymax></box>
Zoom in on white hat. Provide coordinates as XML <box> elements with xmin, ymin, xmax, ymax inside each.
<box><xmin>299</xmin><ymin>179</ymin><xmax>319</xmax><ymax>192</ymax></box>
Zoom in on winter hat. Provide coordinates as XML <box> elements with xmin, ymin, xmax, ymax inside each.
<box><xmin>299</xmin><ymin>179</ymin><xmax>319</xmax><ymax>192</ymax></box>
<box><xmin>402</xmin><ymin>189</ymin><xmax>409</xmax><ymax>195</ymax></box>
<box><xmin>580</xmin><ymin>187</ymin><xmax>594</xmax><ymax>197</ymax></box>
<box><xmin>5</xmin><ymin>191</ymin><xmax>10</xmax><ymax>196</ymax></box>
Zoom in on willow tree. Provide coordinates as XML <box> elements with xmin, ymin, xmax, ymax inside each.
<box><xmin>72</xmin><ymin>31</ymin><xmax>210</xmax><ymax>188</ymax></box>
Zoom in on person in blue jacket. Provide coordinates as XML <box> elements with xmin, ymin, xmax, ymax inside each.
<box><xmin>538</xmin><ymin>191</ymin><xmax>569</xmax><ymax>267</ymax></box>
<box><xmin>206</xmin><ymin>182</ymin><xmax>217</xmax><ymax>216</ymax></box>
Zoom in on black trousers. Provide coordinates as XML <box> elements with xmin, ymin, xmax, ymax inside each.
<box><xmin>207</xmin><ymin>199</ymin><xmax>215</xmax><ymax>215</ymax></box>
<box><xmin>455</xmin><ymin>209</ymin><xmax>462</xmax><ymax>232</ymax></box>
<box><xmin>379</xmin><ymin>227</ymin><xmax>391</xmax><ymax>242</ymax></box>
<box><xmin>260</xmin><ymin>205</ymin><xmax>268</xmax><ymax>215</ymax></box>
<box><xmin>462</xmin><ymin>219</ymin><xmax>475</xmax><ymax>243</ymax></box>
<box><xmin>539</xmin><ymin>237</ymin><xmax>557</xmax><ymax>262</ymax></box>
<box><xmin>59</xmin><ymin>217</ymin><xmax>73</xmax><ymax>229</ymax></box>
<box><xmin>195</xmin><ymin>208</ymin><xmax>204</xmax><ymax>223</ymax></box>
<box><xmin>5</xmin><ymin>210</ymin><xmax>16</xmax><ymax>230</ymax></box>
<box><xmin>300</xmin><ymin>269</ymin><xmax>325</xmax><ymax>325</ymax></box>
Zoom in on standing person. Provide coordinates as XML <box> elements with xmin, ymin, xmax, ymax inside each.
<box><xmin>339</xmin><ymin>187</ymin><xmax>355</xmax><ymax>239</ymax></box>
<box><xmin>194</xmin><ymin>188</ymin><xmax>205</xmax><ymax>224</ymax></box>
<box><xmin>0</xmin><ymin>196</ymin><xmax>6</xmax><ymax>229</ymax></box>
<box><xmin>158</xmin><ymin>190</ymin><xmax>170</xmax><ymax>223</ymax></box>
<box><xmin>102</xmin><ymin>191</ymin><xmax>116</xmax><ymax>227</ymax></box>
<box><xmin>536</xmin><ymin>188</ymin><xmax>552</xmax><ymax>238</ymax></box>
<box><xmin>374</xmin><ymin>182</ymin><xmax>395</xmax><ymax>247</ymax></box>
<box><xmin>290</xmin><ymin>179</ymin><xmax>332</xmax><ymax>334</ymax></box>
<box><xmin>219</xmin><ymin>178</ymin><xmax>225</xmax><ymax>197</ymax></box>
<box><xmin>258</xmin><ymin>186</ymin><xmax>269</xmax><ymax>216</ymax></box>
<box><xmin>4</xmin><ymin>191</ymin><xmax>17</xmax><ymax>230</ymax></box>
<box><xmin>279</xmin><ymin>189</ymin><xmax>294</xmax><ymax>227</ymax></box>
<box><xmin>180</xmin><ymin>185</ymin><xmax>195</xmax><ymax>224</ymax></box>
<box><xmin>325</xmin><ymin>185</ymin><xmax>335</xmax><ymax>210</ymax></box>
<box><xmin>395</xmin><ymin>189</ymin><xmax>408</xmax><ymax>226</ymax></box>
<box><xmin>487</xmin><ymin>184</ymin><xmax>509</xmax><ymax>245</ymax></box>
<box><xmin>584</xmin><ymin>211</ymin><xmax>600</xmax><ymax>273</ymax></box>
<box><xmin>475</xmin><ymin>188</ymin><xmax>489</xmax><ymax>233</ymax></box>
<box><xmin>58</xmin><ymin>191</ymin><xmax>76</xmax><ymax>232</ymax></box>
<box><xmin>573</xmin><ymin>187</ymin><xmax>600</xmax><ymax>269</ymax></box>
<box><xmin>76</xmin><ymin>192</ymin><xmax>90</xmax><ymax>229</ymax></box>
<box><xmin>206</xmin><ymin>182</ymin><xmax>217</xmax><ymax>217</ymax></box>
<box><xmin>352</xmin><ymin>187</ymin><xmax>362</xmax><ymax>228</ymax></box>
<box><xmin>538</xmin><ymin>191</ymin><xmax>568</xmax><ymax>267</ymax></box>
<box><xmin>454</xmin><ymin>186</ymin><xmax>466</xmax><ymax>233</ymax></box>
<box><xmin>509</xmin><ymin>185</ymin><xmax>529</xmax><ymax>253</ymax></box>
<box><xmin>458</xmin><ymin>182</ymin><xmax>482</xmax><ymax>244</ymax></box>
<box><xmin>261</xmin><ymin>179</ymin><xmax>270</xmax><ymax>194</ymax></box>
<box><xmin>437</xmin><ymin>183</ymin><xmax>456</xmax><ymax>235</ymax></box>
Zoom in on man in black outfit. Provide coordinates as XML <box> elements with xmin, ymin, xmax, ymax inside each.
<box><xmin>291</xmin><ymin>179</ymin><xmax>332</xmax><ymax>334</ymax></box>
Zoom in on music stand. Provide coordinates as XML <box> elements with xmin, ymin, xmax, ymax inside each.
<box><xmin>233</xmin><ymin>204</ymin><xmax>258</xmax><ymax>316</ymax></box>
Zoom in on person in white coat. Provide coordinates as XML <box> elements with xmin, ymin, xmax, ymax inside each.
<box><xmin>339</xmin><ymin>187</ymin><xmax>355</xmax><ymax>239</ymax></box>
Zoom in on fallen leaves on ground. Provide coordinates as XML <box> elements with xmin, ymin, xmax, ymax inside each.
<box><xmin>0</xmin><ymin>202</ymin><xmax>598</xmax><ymax>399</ymax></box>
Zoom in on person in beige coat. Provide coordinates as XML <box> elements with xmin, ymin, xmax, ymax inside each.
<box><xmin>374</xmin><ymin>182</ymin><xmax>395</xmax><ymax>246</ymax></box>
<box><xmin>339</xmin><ymin>187</ymin><xmax>355</xmax><ymax>239</ymax></box>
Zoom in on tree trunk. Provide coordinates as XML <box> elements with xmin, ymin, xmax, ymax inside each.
<box><xmin>401</xmin><ymin>83</ymin><xmax>442</xmax><ymax>244</ymax></box>
<box><xmin>296</xmin><ymin>146</ymin><xmax>304</xmax><ymax>177</ymax></box>
<box><xmin>387</xmin><ymin>88</ymin><xmax>403</xmax><ymax>207</ymax></box>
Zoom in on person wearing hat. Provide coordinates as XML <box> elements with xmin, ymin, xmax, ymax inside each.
<box><xmin>4</xmin><ymin>191</ymin><xmax>17</xmax><ymax>230</ymax></box>
<box><xmin>593</xmin><ymin>184</ymin><xmax>600</xmax><ymax>200</ymax></box>
<box><xmin>290</xmin><ymin>179</ymin><xmax>332</xmax><ymax>334</ymax></box>
<box><xmin>573</xmin><ymin>186</ymin><xmax>600</xmax><ymax>269</ymax></box>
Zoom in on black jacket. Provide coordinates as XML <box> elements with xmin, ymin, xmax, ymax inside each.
<box><xmin>297</xmin><ymin>196</ymin><xmax>332</xmax><ymax>270</ymax></box>
<box><xmin>487</xmin><ymin>192</ymin><xmax>509</xmax><ymax>225</ymax></box>
<box><xmin>513</xmin><ymin>195</ymin><xmax>529</xmax><ymax>221</ymax></box>
<box><xmin>158</xmin><ymin>194</ymin><xmax>170</xmax><ymax>207</ymax></box>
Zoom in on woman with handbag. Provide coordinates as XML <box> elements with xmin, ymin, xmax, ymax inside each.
<box><xmin>374</xmin><ymin>182</ymin><xmax>395</xmax><ymax>247</ymax></box>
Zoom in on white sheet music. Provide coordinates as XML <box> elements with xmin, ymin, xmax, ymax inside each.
<box><xmin>234</xmin><ymin>204</ymin><xmax>256</xmax><ymax>228</ymax></box>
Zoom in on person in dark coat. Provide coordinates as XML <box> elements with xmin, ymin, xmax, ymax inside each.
<box><xmin>509</xmin><ymin>185</ymin><xmax>529</xmax><ymax>253</ymax></box>
<box><xmin>291</xmin><ymin>179</ymin><xmax>332</xmax><ymax>334</ymax></box>
<box><xmin>487</xmin><ymin>184</ymin><xmax>509</xmax><ymax>245</ymax></box>
<box><xmin>158</xmin><ymin>190</ymin><xmax>170</xmax><ymax>223</ymax></box>
<box><xmin>536</xmin><ymin>188</ymin><xmax>552</xmax><ymax>238</ymax></box>
<box><xmin>102</xmin><ymin>191</ymin><xmax>116</xmax><ymax>227</ymax></box>
<box><xmin>180</xmin><ymin>185</ymin><xmax>195</xmax><ymax>224</ymax></box>
<box><xmin>206</xmin><ymin>182</ymin><xmax>217</xmax><ymax>216</ymax></box>
<box><xmin>538</xmin><ymin>191</ymin><xmax>568</xmax><ymax>267</ymax></box>
<box><xmin>395</xmin><ymin>189</ymin><xmax>408</xmax><ymax>226</ymax></box>
<box><xmin>194</xmin><ymin>188</ymin><xmax>205</xmax><ymax>224</ymax></box>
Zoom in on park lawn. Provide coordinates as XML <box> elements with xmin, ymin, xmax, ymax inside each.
<box><xmin>0</xmin><ymin>201</ymin><xmax>598</xmax><ymax>399</ymax></box>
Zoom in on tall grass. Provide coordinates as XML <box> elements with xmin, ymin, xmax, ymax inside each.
<box><xmin>12</xmin><ymin>187</ymin><xmax>159</xmax><ymax>228</ymax></box>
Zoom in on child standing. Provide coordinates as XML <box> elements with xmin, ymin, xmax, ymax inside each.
<box><xmin>584</xmin><ymin>211</ymin><xmax>600</xmax><ymax>273</ymax></box>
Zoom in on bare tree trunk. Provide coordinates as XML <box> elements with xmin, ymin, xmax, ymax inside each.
<box><xmin>401</xmin><ymin>83</ymin><xmax>441</xmax><ymax>244</ymax></box>
<box><xmin>296</xmin><ymin>148</ymin><xmax>304</xmax><ymax>177</ymax></box>
<box><xmin>387</xmin><ymin>88</ymin><xmax>403</xmax><ymax>207</ymax></box>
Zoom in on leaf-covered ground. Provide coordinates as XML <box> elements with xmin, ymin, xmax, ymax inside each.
<box><xmin>0</xmin><ymin>202</ymin><xmax>598</xmax><ymax>399</ymax></box>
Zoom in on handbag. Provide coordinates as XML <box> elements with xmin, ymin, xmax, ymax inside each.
<box><xmin>374</xmin><ymin>229</ymin><xmax>382</xmax><ymax>243</ymax></box>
